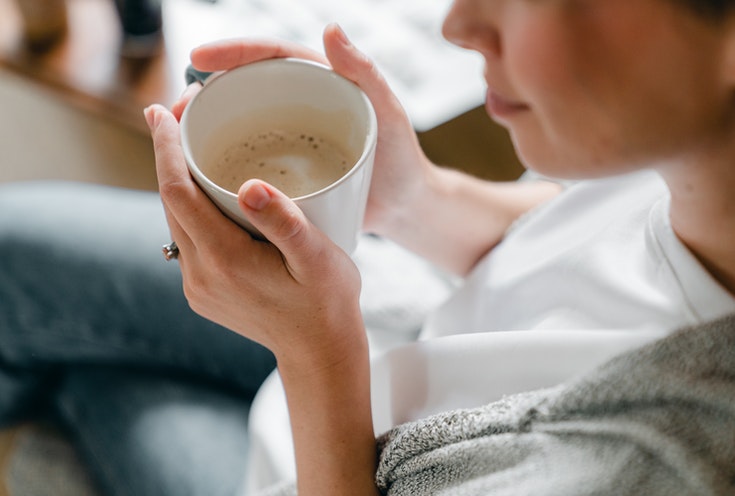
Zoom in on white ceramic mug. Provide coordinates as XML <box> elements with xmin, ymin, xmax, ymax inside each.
<box><xmin>180</xmin><ymin>58</ymin><xmax>378</xmax><ymax>254</ymax></box>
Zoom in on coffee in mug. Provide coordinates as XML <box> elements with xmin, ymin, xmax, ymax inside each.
<box><xmin>203</xmin><ymin>128</ymin><xmax>354</xmax><ymax>198</ymax></box>
<box><xmin>180</xmin><ymin>58</ymin><xmax>378</xmax><ymax>254</ymax></box>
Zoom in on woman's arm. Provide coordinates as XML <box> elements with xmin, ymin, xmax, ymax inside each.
<box><xmin>279</xmin><ymin>329</ymin><xmax>378</xmax><ymax>495</ymax></box>
<box><xmin>374</xmin><ymin>165</ymin><xmax>562</xmax><ymax>276</ymax></box>
<box><xmin>148</xmin><ymin>105</ymin><xmax>379</xmax><ymax>495</ymax></box>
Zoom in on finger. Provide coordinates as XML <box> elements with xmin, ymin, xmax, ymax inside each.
<box><xmin>145</xmin><ymin>104</ymin><xmax>226</xmax><ymax>244</ymax></box>
<box><xmin>145</xmin><ymin>104</ymin><xmax>197</xmax><ymax>256</ymax></box>
<box><xmin>160</xmin><ymin>201</ymin><xmax>194</xmax><ymax>264</ymax></box>
<box><xmin>323</xmin><ymin>23</ymin><xmax>407</xmax><ymax>123</ymax></box>
<box><xmin>238</xmin><ymin>180</ymin><xmax>329</xmax><ymax>274</ymax></box>
<box><xmin>191</xmin><ymin>37</ymin><xmax>329</xmax><ymax>73</ymax></box>
<box><xmin>171</xmin><ymin>82</ymin><xmax>202</xmax><ymax>122</ymax></box>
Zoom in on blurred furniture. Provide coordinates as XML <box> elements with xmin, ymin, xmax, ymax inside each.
<box><xmin>0</xmin><ymin>0</ymin><xmax>170</xmax><ymax>133</ymax></box>
<box><xmin>0</xmin><ymin>0</ymin><xmax>523</xmax><ymax>181</ymax></box>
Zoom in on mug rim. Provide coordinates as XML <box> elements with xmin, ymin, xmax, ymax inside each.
<box><xmin>179</xmin><ymin>57</ymin><xmax>378</xmax><ymax>203</ymax></box>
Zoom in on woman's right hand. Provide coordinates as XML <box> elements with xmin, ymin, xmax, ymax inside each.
<box><xmin>319</xmin><ymin>24</ymin><xmax>433</xmax><ymax>237</ymax></box>
<box><xmin>173</xmin><ymin>23</ymin><xmax>434</xmax><ymax>240</ymax></box>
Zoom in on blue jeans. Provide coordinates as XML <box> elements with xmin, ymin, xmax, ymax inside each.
<box><xmin>0</xmin><ymin>182</ymin><xmax>277</xmax><ymax>495</ymax></box>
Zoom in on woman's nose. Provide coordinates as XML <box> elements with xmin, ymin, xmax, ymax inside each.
<box><xmin>442</xmin><ymin>0</ymin><xmax>501</xmax><ymax>58</ymax></box>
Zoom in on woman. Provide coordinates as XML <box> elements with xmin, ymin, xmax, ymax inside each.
<box><xmin>2</xmin><ymin>0</ymin><xmax>734</xmax><ymax>494</ymax></box>
<box><xmin>149</xmin><ymin>0</ymin><xmax>735</xmax><ymax>492</ymax></box>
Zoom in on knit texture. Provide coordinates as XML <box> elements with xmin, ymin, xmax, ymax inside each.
<box><xmin>260</xmin><ymin>314</ymin><xmax>735</xmax><ymax>495</ymax></box>
<box><xmin>375</xmin><ymin>314</ymin><xmax>735</xmax><ymax>495</ymax></box>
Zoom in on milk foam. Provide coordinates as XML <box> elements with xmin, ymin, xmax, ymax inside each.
<box><xmin>204</xmin><ymin>130</ymin><xmax>352</xmax><ymax>198</ymax></box>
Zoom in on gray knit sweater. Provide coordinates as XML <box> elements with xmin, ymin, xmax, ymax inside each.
<box><xmin>262</xmin><ymin>314</ymin><xmax>735</xmax><ymax>495</ymax></box>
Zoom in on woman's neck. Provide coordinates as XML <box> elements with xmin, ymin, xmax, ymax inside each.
<box><xmin>658</xmin><ymin>153</ymin><xmax>735</xmax><ymax>297</ymax></box>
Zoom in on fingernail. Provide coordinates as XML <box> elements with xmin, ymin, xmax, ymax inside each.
<box><xmin>144</xmin><ymin>106</ymin><xmax>155</xmax><ymax>130</ymax></box>
<box><xmin>330</xmin><ymin>22</ymin><xmax>351</xmax><ymax>47</ymax></box>
<box><xmin>242</xmin><ymin>181</ymin><xmax>272</xmax><ymax>211</ymax></box>
<box><xmin>179</xmin><ymin>82</ymin><xmax>200</xmax><ymax>100</ymax></box>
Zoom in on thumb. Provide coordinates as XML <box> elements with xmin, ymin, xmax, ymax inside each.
<box><xmin>323</xmin><ymin>23</ymin><xmax>407</xmax><ymax>122</ymax></box>
<box><xmin>238</xmin><ymin>180</ymin><xmax>326</xmax><ymax>270</ymax></box>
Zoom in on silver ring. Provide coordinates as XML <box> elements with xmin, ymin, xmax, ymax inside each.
<box><xmin>162</xmin><ymin>241</ymin><xmax>179</xmax><ymax>261</ymax></box>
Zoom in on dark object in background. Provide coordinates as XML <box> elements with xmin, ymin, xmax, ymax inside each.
<box><xmin>13</xmin><ymin>0</ymin><xmax>68</xmax><ymax>51</ymax></box>
<box><xmin>113</xmin><ymin>0</ymin><xmax>163</xmax><ymax>58</ymax></box>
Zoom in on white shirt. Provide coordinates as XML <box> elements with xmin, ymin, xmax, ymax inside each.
<box><xmin>423</xmin><ymin>170</ymin><xmax>733</xmax><ymax>336</ymax></box>
<box><xmin>245</xmin><ymin>170</ymin><xmax>735</xmax><ymax>494</ymax></box>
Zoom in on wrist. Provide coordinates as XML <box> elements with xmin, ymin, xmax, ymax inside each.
<box><xmin>276</xmin><ymin>315</ymin><xmax>378</xmax><ymax>496</ymax></box>
<box><xmin>371</xmin><ymin>159</ymin><xmax>445</xmax><ymax>240</ymax></box>
<box><xmin>274</xmin><ymin>306</ymin><xmax>369</xmax><ymax>379</ymax></box>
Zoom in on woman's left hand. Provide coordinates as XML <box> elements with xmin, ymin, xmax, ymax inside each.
<box><xmin>146</xmin><ymin>104</ymin><xmax>364</xmax><ymax>368</ymax></box>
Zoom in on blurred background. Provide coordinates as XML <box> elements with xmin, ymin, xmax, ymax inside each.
<box><xmin>0</xmin><ymin>0</ymin><xmax>523</xmax><ymax>191</ymax></box>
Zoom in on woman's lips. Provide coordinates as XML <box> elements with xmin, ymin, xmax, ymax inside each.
<box><xmin>486</xmin><ymin>89</ymin><xmax>529</xmax><ymax>120</ymax></box>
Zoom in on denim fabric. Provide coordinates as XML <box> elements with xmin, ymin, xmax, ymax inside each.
<box><xmin>0</xmin><ymin>182</ymin><xmax>277</xmax><ymax>495</ymax></box>
<box><xmin>55</xmin><ymin>367</ymin><xmax>254</xmax><ymax>496</ymax></box>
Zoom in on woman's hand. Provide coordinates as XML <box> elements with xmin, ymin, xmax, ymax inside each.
<box><xmin>148</xmin><ymin>97</ymin><xmax>378</xmax><ymax>496</ymax></box>
<box><xmin>172</xmin><ymin>23</ymin><xmax>434</xmax><ymax>240</ymax></box>
<box><xmin>147</xmin><ymin>104</ymin><xmax>363</xmax><ymax>367</ymax></box>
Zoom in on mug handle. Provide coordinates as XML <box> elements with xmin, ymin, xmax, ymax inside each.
<box><xmin>185</xmin><ymin>65</ymin><xmax>213</xmax><ymax>86</ymax></box>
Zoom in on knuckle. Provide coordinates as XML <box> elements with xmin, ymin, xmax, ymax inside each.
<box><xmin>152</xmin><ymin>132</ymin><xmax>175</xmax><ymax>157</ymax></box>
<box><xmin>183</xmin><ymin>280</ymin><xmax>215</xmax><ymax>321</ymax></box>
<box><xmin>181</xmin><ymin>275</ymin><xmax>202</xmax><ymax>305</ymax></box>
<box><xmin>205</xmin><ymin>251</ymin><xmax>234</xmax><ymax>280</ymax></box>
<box><xmin>271</xmin><ymin>206</ymin><xmax>307</xmax><ymax>244</ymax></box>
<box><xmin>158</xmin><ymin>178</ymin><xmax>192</xmax><ymax>203</ymax></box>
<box><xmin>356</xmin><ymin>51</ymin><xmax>382</xmax><ymax>82</ymax></box>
